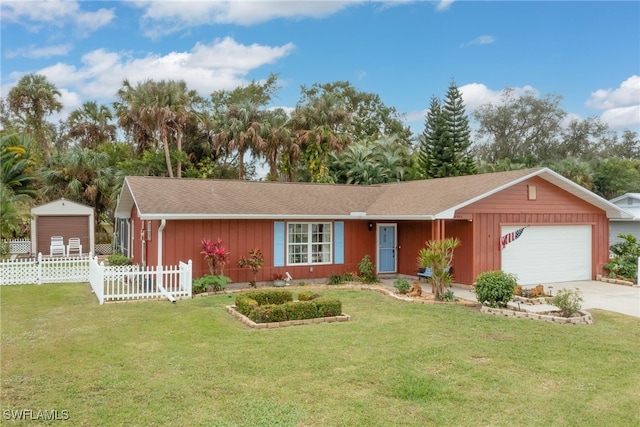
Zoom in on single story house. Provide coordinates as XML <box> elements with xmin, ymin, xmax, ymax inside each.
<box><xmin>30</xmin><ymin>198</ymin><xmax>95</xmax><ymax>256</ymax></box>
<box><xmin>114</xmin><ymin>167</ymin><xmax>632</xmax><ymax>286</ymax></box>
<box><xmin>609</xmin><ymin>193</ymin><xmax>640</xmax><ymax>245</ymax></box>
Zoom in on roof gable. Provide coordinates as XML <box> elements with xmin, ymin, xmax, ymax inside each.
<box><xmin>32</xmin><ymin>198</ymin><xmax>94</xmax><ymax>215</ymax></box>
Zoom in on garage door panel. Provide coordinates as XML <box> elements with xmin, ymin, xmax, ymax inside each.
<box><xmin>501</xmin><ymin>225</ymin><xmax>591</xmax><ymax>285</ymax></box>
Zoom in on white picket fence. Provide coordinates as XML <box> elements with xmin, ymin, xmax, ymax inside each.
<box><xmin>0</xmin><ymin>253</ymin><xmax>90</xmax><ymax>285</ymax></box>
<box><xmin>0</xmin><ymin>253</ymin><xmax>192</xmax><ymax>305</ymax></box>
<box><xmin>89</xmin><ymin>257</ymin><xmax>192</xmax><ymax>304</ymax></box>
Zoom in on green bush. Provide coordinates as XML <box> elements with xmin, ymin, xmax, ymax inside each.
<box><xmin>393</xmin><ymin>278</ymin><xmax>411</xmax><ymax>294</ymax></box>
<box><xmin>315</xmin><ymin>297</ymin><xmax>342</xmax><ymax>317</ymax></box>
<box><xmin>327</xmin><ymin>274</ymin><xmax>344</xmax><ymax>285</ymax></box>
<box><xmin>107</xmin><ymin>253</ymin><xmax>132</xmax><ymax>266</ymax></box>
<box><xmin>474</xmin><ymin>270</ymin><xmax>518</xmax><ymax>308</ymax></box>
<box><xmin>192</xmin><ymin>274</ymin><xmax>231</xmax><ymax>293</ymax></box>
<box><xmin>242</xmin><ymin>289</ymin><xmax>293</xmax><ymax>306</ymax></box>
<box><xmin>605</xmin><ymin>234</ymin><xmax>640</xmax><ymax>282</ymax></box>
<box><xmin>252</xmin><ymin>304</ymin><xmax>288</xmax><ymax>323</ymax></box>
<box><xmin>358</xmin><ymin>255</ymin><xmax>378</xmax><ymax>284</ymax></box>
<box><xmin>440</xmin><ymin>289</ymin><xmax>456</xmax><ymax>302</ymax></box>
<box><xmin>286</xmin><ymin>301</ymin><xmax>319</xmax><ymax>320</ymax></box>
<box><xmin>235</xmin><ymin>295</ymin><xmax>259</xmax><ymax>317</ymax></box>
<box><xmin>553</xmin><ymin>288</ymin><xmax>583</xmax><ymax>317</ymax></box>
<box><xmin>298</xmin><ymin>291</ymin><xmax>321</xmax><ymax>301</ymax></box>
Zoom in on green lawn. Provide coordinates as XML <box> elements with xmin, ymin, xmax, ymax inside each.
<box><xmin>1</xmin><ymin>284</ymin><xmax>639</xmax><ymax>426</ymax></box>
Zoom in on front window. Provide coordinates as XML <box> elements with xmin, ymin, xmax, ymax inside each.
<box><xmin>287</xmin><ymin>222</ymin><xmax>332</xmax><ymax>265</ymax></box>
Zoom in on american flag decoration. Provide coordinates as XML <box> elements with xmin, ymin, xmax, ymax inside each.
<box><xmin>500</xmin><ymin>227</ymin><xmax>527</xmax><ymax>251</ymax></box>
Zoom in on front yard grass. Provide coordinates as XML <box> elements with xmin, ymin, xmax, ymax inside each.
<box><xmin>1</xmin><ymin>284</ymin><xmax>639</xmax><ymax>426</ymax></box>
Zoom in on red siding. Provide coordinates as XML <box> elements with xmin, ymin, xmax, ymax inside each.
<box><xmin>457</xmin><ymin>176</ymin><xmax>609</xmax><ymax>284</ymax></box>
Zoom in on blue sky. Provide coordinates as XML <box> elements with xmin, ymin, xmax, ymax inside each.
<box><xmin>2</xmin><ymin>0</ymin><xmax>639</xmax><ymax>138</ymax></box>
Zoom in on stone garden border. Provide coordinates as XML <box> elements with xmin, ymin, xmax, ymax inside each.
<box><xmin>225</xmin><ymin>305</ymin><xmax>351</xmax><ymax>330</ymax></box>
<box><xmin>481</xmin><ymin>306</ymin><xmax>594</xmax><ymax>325</ymax></box>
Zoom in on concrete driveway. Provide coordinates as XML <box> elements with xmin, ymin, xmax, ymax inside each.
<box><xmin>452</xmin><ymin>280</ymin><xmax>640</xmax><ymax>318</ymax></box>
<box><xmin>542</xmin><ymin>281</ymin><xmax>640</xmax><ymax>318</ymax></box>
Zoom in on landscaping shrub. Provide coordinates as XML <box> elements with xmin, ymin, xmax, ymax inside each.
<box><xmin>314</xmin><ymin>297</ymin><xmax>342</xmax><ymax>317</ymax></box>
<box><xmin>440</xmin><ymin>289</ymin><xmax>456</xmax><ymax>302</ymax></box>
<box><xmin>252</xmin><ymin>304</ymin><xmax>288</xmax><ymax>323</ymax></box>
<box><xmin>553</xmin><ymin>288</ymin><xmax>583</xmax><ymax>317</ymax></box>
<box><xmin>393</xmin><ymin>278</ymin><xmax>411</xmax><ymax>294</ymax></box>
<box><xmin>358</xmin><ymin>255</ymin><xmax>378</xmax><ymax>284</ymax></box>
<box><xmin>192</xmin><ymin>274</ymin><xmax>231</xmax><ymax>293</ymax></box>
<box><xmin>327</xmin><ymin>274</ymin><xmax>344</xmax><ymax>285</ymax></box>
<box><xmin>474</xmin><ymin>270</ymin><xmax>518</xmax><ymax>308</ymax></box>
<box><xmin>235</xmin><ymin>295</ymin><xmax>259</xmax><ymax>317</ymax></box>
<box><xmin>297</xmin><ymin>291</ymin><xmax>321</xmax><ymax>301</ymax></box>
<box><xmin>286</xmin><ymin>301</ymin><xmax>319</xmax><ymax>320</ymax></box>
<box><xmin>235</xmin><ymin>290</ymin><xmax>342</xmax><ymax>323</ymax></box>
<box><xmin>605</xmin><ymin>234</ymin><xmax>640</xmax><ymax>282</ymax></box>
<box><xmin>108</xmin><ymin>253</ymin><xmax>132</xmax><ymax>266</ymax></box>
<box><xmin>242</xmin><ymin>289</ymin><xmax>293</xmax><ymax>306</ymax></box>
<box><xmin>342</xmin><ymin>271</ymin><xmax>358</xmax><ymax>282</ymax></box>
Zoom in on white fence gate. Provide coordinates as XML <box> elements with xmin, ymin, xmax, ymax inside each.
<box><xmin>89</xmin><ymin>257</ymin><xmax>192</xmax><ymax>304</ymax></box>
<box><xmin>1</xmin><ymin>254</ymin><xmax>192</xmax><ymax>305</ymax></box>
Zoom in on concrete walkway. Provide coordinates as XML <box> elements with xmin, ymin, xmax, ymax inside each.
<box><xmin>448</xmin><ymin>280</ymin><xmax>640</xmax><ymax>318</ymax></box>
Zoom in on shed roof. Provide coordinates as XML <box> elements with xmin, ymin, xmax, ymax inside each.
<box><xmin>115</xmin><ymin>167</ymin><xmax>633</xmax><ymax>220</ymax></box>
<box><xmin>32</xmin><ymin>198</ymin><xmax>95</xmax><ymax>216</ymax></box>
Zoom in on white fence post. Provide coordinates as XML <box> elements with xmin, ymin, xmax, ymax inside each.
<box><xmin>37</xmin><ymin>252</ymin><xmax>43</xmax><ymax>285</ymax></box>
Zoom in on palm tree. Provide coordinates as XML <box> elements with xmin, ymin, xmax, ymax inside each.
<box><xmin>214</xmin><ymin>100</ymin><xmax>264</xmax><ymax>180</ymax></box>
<box><xmin>7</xmin><ymin>74</ymin><xmax>62</xmax><ymax>159</ymax></box>
<box><xmin>40</xmin><ymin>146</ymin><xmax>119</xmax><ymax>232</ymax></box>
<box><xmin>115</xmin><ymin>79</ymin><xmax>196</xmax><ymax>178</ymax></box>
<box><xmin>261</xmin><ymin>108</ymin><xmax>292</xmax><ymax>181</ymax></box>
<box><xmin>292</xmin><ymin>93</ymin><xmax>351</xmax><ymax>182</ymax></box>
<box><xmin>66</xmin><ymin>101</ymin><xmax>116</xmax><ymax>149</ymax></box>
<box><xmin>0</xmin><ymin>133</ymin><xmax>36</xmax><ymax>238</ymax></box>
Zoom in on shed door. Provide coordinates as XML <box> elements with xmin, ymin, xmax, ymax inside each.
<box><xmin>501</xmin><ymin>225</ymin><xmax>592</xmax><ymax>285</ymax></box>
<box><xmin>37</xmin><ymin>216</ymin><xmax>89</xmax><ymax>255</ymax></box>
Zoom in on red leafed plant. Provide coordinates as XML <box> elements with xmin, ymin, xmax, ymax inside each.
<box><xmin>200</xmin><ymin>238</ymin><xmax>230</xmax><ymax>275</ymax></box>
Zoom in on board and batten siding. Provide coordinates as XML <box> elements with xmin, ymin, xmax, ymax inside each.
<box><xmin>153</xmin><ymin>218</ymin><xmax>374</xmax><ymax>283</ymax></box>
<box><xmin>456</xmin><ymin>176</ymin><xmax>609</xmax><ymax>283</ymax></box>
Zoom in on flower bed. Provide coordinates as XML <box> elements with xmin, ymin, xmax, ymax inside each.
<box><xmin>229</xmin><ymin>289</ymin><xmax>349</xmax><ymax>328</ymax></box>
<box><xmin>481</xmin><ymin>306</ymin><xmax>593</xmax><ymax>325</ymax></box>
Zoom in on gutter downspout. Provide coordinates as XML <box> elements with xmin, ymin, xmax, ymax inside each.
<box><xmin>155</xmin><ymin>219</ymin><xmax>175</xmax><ymax>303</ymax></box>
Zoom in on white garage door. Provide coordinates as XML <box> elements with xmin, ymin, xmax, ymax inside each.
<box><xmin>501</xmin><ymin>225</ymin><xmax>592</xmax><ymax>285</ymax></box>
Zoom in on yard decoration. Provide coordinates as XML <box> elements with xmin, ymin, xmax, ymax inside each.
<box><xmin>272</xmin><ymin>272</ymin><xmax>286</xmax><ymax>287</ymax></box>
<box><xmin>417</xmin><ymin>237</ymin><xmax>459</xmax><ymax>300</ymax></box>
<box><xmin>238</xmin><ymin>248</ymin><xmax>264</xmax><ymax>287</ymax></box>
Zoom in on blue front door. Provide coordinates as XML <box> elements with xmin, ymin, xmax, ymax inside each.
<box><xmin>378</xmin><ymin>224</ymin><xmax>396</xmax><ymax>273</ymax></box>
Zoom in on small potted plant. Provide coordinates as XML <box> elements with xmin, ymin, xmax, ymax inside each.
<box><xmin>238</xmin><ymin>248</ymin><xmax>264</xmax><ymax>288</ymax></box>
<box><xmin>272</xmin><ymin>272</ymin><xmax>286</xmax><ymax>287</ymax></box>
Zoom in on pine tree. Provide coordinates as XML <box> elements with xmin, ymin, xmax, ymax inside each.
<box><xmin>419</xmin><ymin>82</ymin><xmax>476</xmax><ymax>179</ymax></box>
<box><xmin>442</xmin><ymin>81</ymin><xmax>476</xmax><ymax>176</ymax></box>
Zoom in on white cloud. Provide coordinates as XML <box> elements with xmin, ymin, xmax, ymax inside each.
<box><xmin>5</xmin><ymin>43</ymin><xmax>73</xmax><ymax>59</ymax></box>
<box><xmin>436</xmin><ymin>0</ymin><xmax>454</xmax><ymax>11</ymax></box>
<box><xmin>585</xmin><ymin>75</ymin><xmax>640</xmax><ymax>130</ymax></box>
<box><xmin>133</xmin><ymin>0</ymin><xmax>357</xmax><ymax>38</ymax></box>
<box><xmin>1</xmin><ymin>0</ymin><xmax>114</xmax><ymax>34</ymax></box>
<box><xmin>5</xmin><ymin>37</ymin><xmax>295</xmax><ymax>120</ymax></box>
<box><xmin>461</xmin><ymin>35</ymin><xmax>495</xmax><ymax>48</ymax></box>
<box><xmin>586</xmin><ymin>75</ymin><xmax>640</xmax><ymax>110</ymax></box>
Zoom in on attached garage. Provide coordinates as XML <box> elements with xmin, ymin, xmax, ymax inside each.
<box><xmin>501</xmin><ymin>225</ymin><xmax>592</xmax><ymax>285</ymax></box>
<box><xmin>31</xmin><ymin>198</ymin><xmax>95</xmax><ymax>256</ymax></box>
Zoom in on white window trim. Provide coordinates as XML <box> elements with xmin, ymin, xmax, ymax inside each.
<box><xmin>286</xmin><ymin>222</ymin><xmax>333</xmax><ymax>266</ymax></box>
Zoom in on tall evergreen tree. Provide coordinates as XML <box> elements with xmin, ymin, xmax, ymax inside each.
<box><xmin>442</xmin><ymin>81</ymin><xmax>475</xmax><ymax>175</ymax></box>
<box><xmin>419</xmin><ymin>82</ymin><xmax>476</xmax><ymax>179</ymax></box>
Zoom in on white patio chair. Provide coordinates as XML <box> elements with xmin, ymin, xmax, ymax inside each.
<box><xmin>50</xmin><ymin>236</ymin><xmax>66</xmax><ymax>256</ymax></box>
<box><xmin>67</xmin><ymin>237</ymin><xmax>82</xmax><ymax>256</ymax></box>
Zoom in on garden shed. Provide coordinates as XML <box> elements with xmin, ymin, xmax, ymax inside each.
<box><xmin>114</xmin><ymin>168</ymin><xmax>632</xmax><ymax>286</ymax></box>
<box><xmin>30</xmin><ymin>198</ymin><xmax>95</xmax><ymax>256</ymax></box>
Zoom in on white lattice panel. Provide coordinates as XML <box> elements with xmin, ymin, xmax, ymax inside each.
<box><xmin>0</xmin><ymin>257</ymin><xmax>39</xmax><ymax>285</ymax></box>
